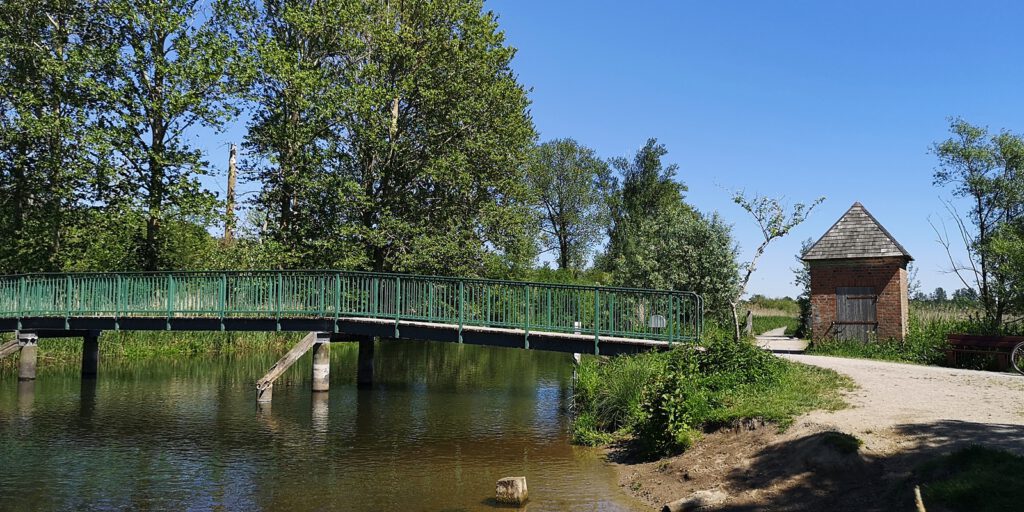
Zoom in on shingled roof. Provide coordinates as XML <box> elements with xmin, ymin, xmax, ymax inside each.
<box><xmin>802</xmin><ymin>202</ymin><xmax>912</xmax><ymax>261</ymax></box>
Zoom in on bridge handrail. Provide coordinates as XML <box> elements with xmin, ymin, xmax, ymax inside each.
<box><xmin>0</xmin><ymin>271</ymin><xmax>703</xmax><ymax>345</ymax></box>
<box><xmin>0</xmin><ymin>270</ymin><xmax>701</xmax><ymax>298</ymax></box>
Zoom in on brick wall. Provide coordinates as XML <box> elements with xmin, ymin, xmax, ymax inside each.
<box><xmin>808</xmin><ymin>257</ymin><xmax>909</xmax><ymax>341</ymax></box>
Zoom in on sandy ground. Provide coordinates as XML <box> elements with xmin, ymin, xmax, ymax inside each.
<box><xmin>615</xmin><ymin>355</ymin><xmax>1024</xmax><ymax>511</ymax></box>
<box><xmin>782</xmin><ymin>354</ymin><xmax>1024</xmax><ymax>455</ymax></box>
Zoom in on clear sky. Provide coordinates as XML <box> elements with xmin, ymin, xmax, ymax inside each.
<box><xmin>484</xmin><ymin>0</ymin><xmax>1024</xmax><ymax>298</ymax></box>
<box><xmin>194</xmin><ymin>0</ymin><xmax>1024</xmax><ymax>298</ymax></box>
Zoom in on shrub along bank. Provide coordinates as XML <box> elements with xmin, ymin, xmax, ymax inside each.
<box><xmin>572</xmin><ymin>328</ymin><xmax>851</xmax><ymax>457</ymax></box>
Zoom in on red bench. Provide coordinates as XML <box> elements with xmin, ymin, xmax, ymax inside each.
<box><xmin>945</xmin><ymin>334</ymin><xmax>1022</xmax><ymax>370</ymax></box>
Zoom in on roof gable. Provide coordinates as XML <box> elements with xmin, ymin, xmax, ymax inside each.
<box><xmin>802</xmin><ymin>202</ymin><xmax>912</xmax><ymax>261</ymax></box>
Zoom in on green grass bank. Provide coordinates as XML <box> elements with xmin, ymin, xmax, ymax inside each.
<box><xmin>571</xmin><ymin>329</ymin><xmax>852</xmax><ymax>458</ymax></box>
<box><xmin>914</xmin><ymin>446</ymin><xmax>1024</xmax><ymax>512</ymax></box>
<box><xmin>0</xmin><ymin>331</ymin><xmax>298</xmax><ymax>372</ymax></box>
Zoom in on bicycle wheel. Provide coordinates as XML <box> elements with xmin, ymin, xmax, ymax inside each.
<box><xmin>1013</xmin><ymin>342</ymin><xmax>1024</xmax><ymax>375</ymax></box>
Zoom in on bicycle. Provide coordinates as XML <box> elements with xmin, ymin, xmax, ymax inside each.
<box><xmin>1014</xmin><ymin>341</ymin><xmax>1024</xmax><ymax>375</ymax></box>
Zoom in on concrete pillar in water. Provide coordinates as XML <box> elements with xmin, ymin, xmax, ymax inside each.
<box><xmin>311</xmin><ymin>390</ymin><xmax>329</xmax><ymax>434</ymax></box>
<box><xmin>82</xmin><ymin>330</ymin><xmax>100</xmax><ymax>378</ymax></box>
<box><xmin>311</xmin><ymin>341</ymin><xmax>330</xmax><ymax>392</ymax></box>
<box><xmin>18</xmin><ymin>333</ymin><xmax>38</xmax><ymax>381</ymax></box>
<box><xmin>357</xmin><ymin>337</ymin><xmax>375</xmax><ymax>388</ymax></box>
<box><xmin>256</xmin><ymin>384</ymin><xmax>273</xmax><ymax>403</ymax></box>
<box><xmin>17</xmin><ymin>380</ymin><xmax>35</xmax><ymax>418</ymax></box>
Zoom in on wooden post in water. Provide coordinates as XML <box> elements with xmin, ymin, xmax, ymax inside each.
<box><xmin>82</xmin><ymin>330</ymin><xmax>100</xmax><ymax>378</ymax></box>
<box><xmin>256</xmin><ymin>331</ymin><xmax>320</xmax><ymax>403</ymax></box>
<box><xmin>311</xmin><ymin>341</ymin><xmax>330</xmax><ymax>392</ymax></box>
<box><xmin>17</xmin><ymin>333</ymin><xmax>38</xmax><ymax>381</ymax></box>
<box><xmin>357</xmin><ymin>337</ymin><xmax>375</xmax><ymax>388</ymax></box>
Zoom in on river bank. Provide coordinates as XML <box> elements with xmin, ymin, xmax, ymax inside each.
<box><xmin>607</xmin><ymin>354</ymin><xmax>1024</xmax><ymax>511</ymax></box>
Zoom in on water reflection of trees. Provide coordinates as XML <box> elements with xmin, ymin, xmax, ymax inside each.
<box><xmin>0</xmin><ymin>339</ymin><xmax>588</xmax><ymax>510</ymax></box>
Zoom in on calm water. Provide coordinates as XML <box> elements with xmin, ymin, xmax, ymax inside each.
<box><xmin>0</xmin><ymin>340</ymin><xmax>642</xmax><ymax>511</ymax></box>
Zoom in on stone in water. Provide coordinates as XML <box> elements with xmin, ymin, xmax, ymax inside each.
<box><xmin>496</xmin><ymin>476</ymin><xmax>528</xmax><ymax>505</ymax></box>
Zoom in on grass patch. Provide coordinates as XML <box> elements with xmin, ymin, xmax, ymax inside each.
<box><xmin>572</xmin><ymin>329</ymin><xmax>852</xmax><ymax>458</ymax></box>
<box><xmin>714</xmin><ymin>362</ymin><xmax>852</xmax><ymax>430</ymax></box>
<box><xmin>751</xmin><ymin>315</ymin><xmax>801</xmax><ymax>336</ymax></box>
<box><xmin>916</xmin><ymin>446</ymin><xmax>1024</xmax><ymax>512</ymax></box>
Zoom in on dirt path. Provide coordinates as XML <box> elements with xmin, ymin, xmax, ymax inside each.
<box><xmin>616</xmin><ymin>356</ymin><xmax>1024</xmax><ymax>511</ymax></box>
<box><xmin>783</xmin><ymin>354</ymin><xmax>1024</xmax><ymax>455</ymax></box>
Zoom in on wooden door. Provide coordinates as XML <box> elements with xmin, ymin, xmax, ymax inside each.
<box><xmin>835</xmin><ymin>287</ymin><xmax>876</xmax><ymax>342</ymax></box>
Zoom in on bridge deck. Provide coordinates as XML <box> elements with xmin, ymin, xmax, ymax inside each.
<box><xmin>2</xmin><ymin>315</ymin><xmax>673</xmax><ymax>355</ymax></box>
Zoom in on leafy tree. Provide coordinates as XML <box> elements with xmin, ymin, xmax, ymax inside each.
<box><xmin>0</xmin><ymin>0</ymin><xmax>109</xmax><ymax>272</ymax></box>
<box><xmin>236</xmin><ymin>0</ymin><xmax>536</xmax><ymax>276</ymax></box>
<box><xmin>792</xmin><ymin>238</ymin><xmax>813</xmax><ymax>337</ymax></box>
<box><xmin>952</xmin><ymin>286</ymin><xmax>980</xmax><ymax>304</ymax></box>
<box><xmin>731</xmin><ymin>192</ymin><xmax>823</xmax><ymax>340</ymax></box>
<box><xmin>229</xmin><ymin>0</ymin><xmax>363</xmax><ymax>268</ymax></box>
<box><xmin>931</xmin><ymin>117</ymin><xmax>1024</xmax><ymax>327</ymax></box>
<box><xmin>526</xmin><ymin>138</ymin><xmax>612</xmax><ymax>272</ymax></box>
<box><xmin>94</xmin><ymin>0</ymin><xmax>240</xmax><ymax>270</ymax></box>
<box><xmin>931</xmin><ymin>287</ymin><xmax>947</xmax><ymax>302</ymax></box>
<box><xmin>602</xmin><ymin>139</ymin><xmax>739</xmax><ymax>320</ymax></box>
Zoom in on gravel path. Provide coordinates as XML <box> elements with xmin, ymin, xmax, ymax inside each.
<box><xmin>782</xmin><ymin>354</ymin><xmax>1024</xmax><ymax>455</ymax></box>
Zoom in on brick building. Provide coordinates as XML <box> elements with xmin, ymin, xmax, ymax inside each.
<box><xmin>802</xmin><ymin>202</ymin><xmax>913</xmax><ymax>342</ymax></box>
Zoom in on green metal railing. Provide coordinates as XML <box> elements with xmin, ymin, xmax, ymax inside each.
<box><xmin>0</xmin><ymin>271</ymin><xmax>702</xmax><ymax>345</ymax></box>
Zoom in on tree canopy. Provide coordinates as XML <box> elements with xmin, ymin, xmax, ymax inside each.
<box><xmin>526</xmin><ymin>138</ymin><xmax>611</xmax><ymax>273</ymax></box>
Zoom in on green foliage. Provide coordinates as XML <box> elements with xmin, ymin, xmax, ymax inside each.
<box><xmin>572</xmin><ymin>327</ymin><xmax>851</xmax><ymax>458</ymax></box>
<box><xmin>601</xmin><ymin>139</ymin><xmax>739</xmax><ymax>321</ymax></box>
<box><xmin>744</xmin><ymin>295</ymin><xmax>800</xmax><ymax>316</ymax></box>
<box><xmin>97</xmin><ymin>0</ymin><xmax>240</xmax><ymax>270</ymax></box>
<box><xmin>932</xmin><ymin>117</ymin><xmax>1024</xmax><ymax>327</ymax></box>
<box><xmin>235</xmin><ymin>0</ymin><xmax>536</xmax><ymax>276</ymax></box>
<box><xmin>527</xmin><ymin>139</ymin><xmax>612</xmax><ymax>272</ymax></box>
<box><xmin>0</xmin><ymin>331</ymin><xmax>298</xmax><ymax>372</ymax></box>
<box><xmin>916</xmin><ymin>446</ymin><xmax>1024</xmax><ymax>512</ymax></box>
<box><xmin>0</xmin><ymin>0</ymin><xmax>110</xmax><ymax>273</ymax></box>
<box><xmin>751</xmin><ymin>315</ymin><xmax>801</xmax><ymax>336</ymax></box>
<box><xmin>807</xmin><ymin>303</ymin><xmax>998</xmax><ymax>366</ymax></box>
<box><xmin>572</xmin><ymin>350</ymin><xmax>669</xmax><ymax>440</ymax></box>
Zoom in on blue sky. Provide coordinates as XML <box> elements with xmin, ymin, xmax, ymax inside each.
<box><xmin>194</xmin><ymin>0</ymin><xmax>1024</xmax><ymax>298</ymax></box>
<box><xmin>485</xmin><ymin>0</ymin><xmax>1024</xmax><ymax>297</ymax></box>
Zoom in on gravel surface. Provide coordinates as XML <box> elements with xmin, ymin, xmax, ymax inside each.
<box><xmin>782</xmin><ymin>354</ymin><xmax>1024</xmax><ymax>455</ymax></box>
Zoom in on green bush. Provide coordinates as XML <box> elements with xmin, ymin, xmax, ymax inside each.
<box><xmin>572</xmin><ymin>349</ymin><xmax>668</xmax><ymax>442</ymax></box>
<box><xmin>632</xmin><ymin>335</ymin><xmax>785</xmax><ymax>455</ymax></box>
<box><xmin>571</xmin><ymin>326</ymin><xmax>849</xmax><ymax>458</ymax></box>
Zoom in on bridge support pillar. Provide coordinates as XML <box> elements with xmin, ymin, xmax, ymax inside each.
<box><xmin>357</xmin><ymin>337</ymin><xmax>374</xmax><ymax>388</ymax></box>
<box><xmin>311</xmin><ymin>341</ymin><xmax>330</xmax><ymax>392</ymax></box>
<box><xmin>82</xmin><ymin>331</ymin><xmax>100</xmax><ymax>378</ymax></box>
<box><xmin>256</xmin><ymin>384</ymin><xmax>273</xmax><ymax>403</ymax></box>
<box><xmin>18</xmin><ymin>333</ymin><xmax>38</xmax><ymax>381</ymax></box>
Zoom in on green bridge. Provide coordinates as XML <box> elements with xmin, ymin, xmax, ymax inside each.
<box><xmin>0</xmin><ymin>271</ymin><xmax>701</xmax><ymax>401</ymax></box>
